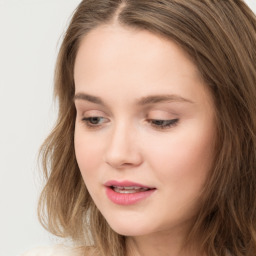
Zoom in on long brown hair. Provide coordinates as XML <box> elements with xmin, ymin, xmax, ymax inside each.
<box><xmin>38</xmin><ymin>1</ymin><xmax>256</xmax><ymax>255</ymax></box>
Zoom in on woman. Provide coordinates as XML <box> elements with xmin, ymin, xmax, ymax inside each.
<box><xmin>23</xmin><ymin>0</ymin><xmax>256</xmax><ymax>255</ymax></box>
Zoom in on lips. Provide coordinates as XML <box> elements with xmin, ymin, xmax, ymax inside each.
<box><xmin>104</xmin><ymin>180</ymin><xmax>155</xmax><ymax>192</ymax></box>
<box><xmin>104</xmin><ymin>180</ymin><xmax>156</xmax><ymax>205</ymax></box>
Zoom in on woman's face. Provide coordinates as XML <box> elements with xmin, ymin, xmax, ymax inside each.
<box><xmin>74</xmin><ymin>24</ymin><xmax>216</xmax><ymax>237</ymax></box>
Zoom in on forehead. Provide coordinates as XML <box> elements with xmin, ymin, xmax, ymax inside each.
<box><xmin>73</xmin><ymin>24</ymin><xmax>211</xmax><ymax>106</ymax></box>
<box><xmin>74</xmin><ymin>24</ymin><xmax>200</xmax><ymax>81</ymax></box>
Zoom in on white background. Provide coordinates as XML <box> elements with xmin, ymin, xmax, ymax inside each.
<box><xmin>0</xmin><ymin>1</ymin><xmax>255</xmax><ymax>255</ymax></box>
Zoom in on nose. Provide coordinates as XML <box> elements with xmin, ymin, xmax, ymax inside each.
<box><xmin>104</xmin><ymin>121</ymin><xmax>143</xmax><ymax>169</ymax></box>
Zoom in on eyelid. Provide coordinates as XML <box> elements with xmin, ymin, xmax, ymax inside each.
<box><xmin>147</xmin><ymin>118</ymin><xmax>179</xmax><ymax>130</ymax></box>
<box><xmin>75</xmin><ymin>102</ymin><xmax>111</xmax><ymax>116</ymax></box>
<box><xmin>146</xmin><ymin>109</ymin><xmax>177</xmax><ymax>119</ymax></box>
<box><xmin>80</xmin><ymin>109</ymin><xmax>107</xmax><ymax>117</ymax></box>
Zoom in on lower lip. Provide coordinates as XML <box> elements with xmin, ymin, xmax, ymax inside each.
<box><xmin>105</xmin><ymin>187</ymin><xmax>156</xmax><ymax>205</ymax></box>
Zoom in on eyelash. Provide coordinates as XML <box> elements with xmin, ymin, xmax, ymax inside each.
<box><xmin>147</xmin><ymin>118</ymin><xmax>179</xmax><ymax>129</ymax></box>
<box><xmin>81</xmin><ymin>117</ymin><xmax>179</xmax><ymax>130</ymax></box>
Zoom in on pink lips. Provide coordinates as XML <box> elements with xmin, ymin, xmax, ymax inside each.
<box><xmin>104</xmin><ymin>180</ymin><xmax>156</xmax><ymax>205</ymax></box>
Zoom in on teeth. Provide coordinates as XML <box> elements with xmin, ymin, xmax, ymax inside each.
<box><xmin>112</xmin><ymin>186</ymin><xmax>149</xmax><ymax>193</ymax></box>
<box><xmin>114</xmin><ymin>186</ymin><xmax>145</xmax><ymax>190</ymax></box>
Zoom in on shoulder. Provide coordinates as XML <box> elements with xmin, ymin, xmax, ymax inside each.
<box><xmin>20</xmin><ymin>245</ymin><xmax>94</xmax><ymax>256</ymax></box>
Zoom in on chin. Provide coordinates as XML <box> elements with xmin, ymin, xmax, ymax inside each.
<box><xmin>105</xmin><ymin>217</ymin><xmax>154</xmax><ymax>237</ymax></box>
<box><xmin>110</xmin><ymin>225</ymin><xmax>150</xmax><ymax>237</ymax></box>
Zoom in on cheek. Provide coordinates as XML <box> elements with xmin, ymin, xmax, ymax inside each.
<box><xmin>74</xmin><ymin>127</ymin><xmax>104</xmax><ymax>179</ymax></box>
<box><xmin>144</xmin><ymin>124</ymin><xmax>215</xmax><ymax>185</ymax></box>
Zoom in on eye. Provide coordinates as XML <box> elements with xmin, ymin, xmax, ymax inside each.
<box><xmin>82</xmin><ymin>116</ymin><xmax>108</xmax><ymax>128</ymax></box>
<box><xmin>148</xmin><ymin>118</ymin><xmax>179</xmax><ymax>129</ymax></box>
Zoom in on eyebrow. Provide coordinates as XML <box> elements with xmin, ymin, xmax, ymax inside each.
<box><xmin>137</xmin><ymin>94</ymin><xmax>194</xmax><ymax>105</ymax></box>
<box><xmin>74</xmin><ymin>93</ymin><xmax>106</xmax><ymax>106</ymax></box>
<box><xmin>74</xmin><ymin>93</ymin><xmax>194</xmax><ymax>106</ymax></box>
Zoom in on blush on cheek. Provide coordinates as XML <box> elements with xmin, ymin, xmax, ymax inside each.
<box><xmin>74</xmin><ymin>132</ymin><xmax>104</xmax><ymax>176</ymax></box>
<box><xmin>145</xmin><ymin>127</ymin><xmax>214</xmax><ymax>185</ymax></box>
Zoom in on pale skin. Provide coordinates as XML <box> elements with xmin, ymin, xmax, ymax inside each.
<box><xmin>74</xmin><ymin>24</ymin><xmax>216</xmax><ymax>256</ymax></box>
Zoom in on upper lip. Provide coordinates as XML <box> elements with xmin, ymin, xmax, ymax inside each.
<box><xmin>104</xmin><ymin>180</ymin><xmax>155</xmax><ymax>189</ymax></box>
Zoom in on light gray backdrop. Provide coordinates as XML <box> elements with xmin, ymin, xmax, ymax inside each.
<box><xmin>0</xmin><ymin>1</ymin><xmax>255</xmax><ymax>255</ymax></box>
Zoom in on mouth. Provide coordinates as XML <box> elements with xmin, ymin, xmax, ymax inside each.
<box><xmin>104</xmin><ymin>180</ymin><xmax>156</xmax><ymax>193</ymax></box>
<box><xmin>104</xmin><ymin>180</ymin><xmax>156</xmax><ymax>205</ymax></box>
<box><xmin>110</xmin><ymin>185</ymin><xmax>152</xmax><ymax>194</ymax></box>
